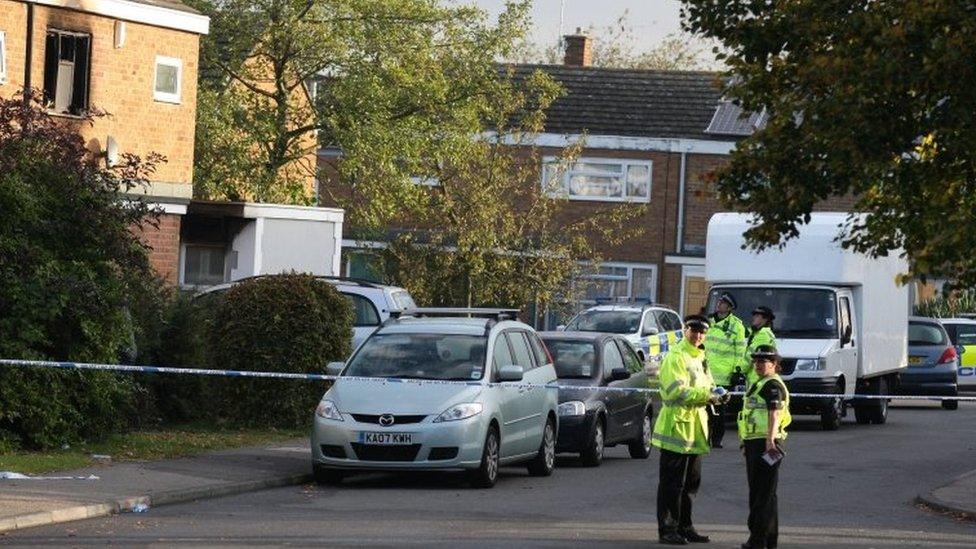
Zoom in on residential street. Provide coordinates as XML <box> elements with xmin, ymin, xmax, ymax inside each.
<box><xmin>5</xmin><ymin>401</ymin><xmax>976</xmax><ymax>548</ymax></box>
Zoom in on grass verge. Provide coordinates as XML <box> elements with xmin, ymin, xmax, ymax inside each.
<box><xmin>0</xmin><ymin>425</ymin><xmax>306</xmax><ymax>475</ymax></box>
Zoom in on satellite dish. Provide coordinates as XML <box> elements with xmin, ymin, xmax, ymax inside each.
<box><xmin>106</xmin><ymin>135</ymin><xmax>119</xmax><ymax>167</ymax></box>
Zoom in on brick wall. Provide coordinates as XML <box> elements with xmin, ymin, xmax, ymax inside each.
<box><xmin>0</xmin><ymin>0</ymin><xmax>200</xmax><ymax>193</ymax></box>
<box><xmin>133</xmin><ymin>213</ymin><xmax>182</xmax><ymax>285</ymax></box>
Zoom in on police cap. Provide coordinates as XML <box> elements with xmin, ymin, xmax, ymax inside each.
<box><xmin>751</xmin><ymin>306</ymin><xmax>775</xmax><ymax>320</ymax></box>
<box><xmin>750</xmin><ymin>344</ymin><xmax>780</xmax><ymax>361</ymax></box>
<box><xmin>718</xmin><ymin>292</ymin><xmax>737</xmax><ymax>309</ymax></box>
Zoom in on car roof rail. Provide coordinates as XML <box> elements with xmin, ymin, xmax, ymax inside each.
<box><xmin>592</xmin><ymin>297</ymin><xmax>672</xmax><ymax>310</ymax></box>
<box><xmin>313</xmin><ymin>275</ymin><xmax>385</xmax><ymax>289</ymax></box>
<box><xmin>399</xmin><ymin>308</ymin><xmax>521</xmax><ymax>321</ymax></box>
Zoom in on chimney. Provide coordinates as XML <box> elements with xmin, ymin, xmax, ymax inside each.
<box><xmin>563</xmin><ymin>28</ymin><xmax>592</xmax><ymax>67</ymax></box>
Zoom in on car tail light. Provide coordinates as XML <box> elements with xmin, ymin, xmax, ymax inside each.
<box><xmin>938</xmin><ymin>347</ymin><xmax>958</xmax><ymax>364</ymax></box>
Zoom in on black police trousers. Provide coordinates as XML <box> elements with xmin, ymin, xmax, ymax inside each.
<box><xmin>744</xmin><ymin>438</ymin><xmax>782</xmax><ymax>548</ymax></box>
<box><xmin>657</xmin><ymin>448</ymin><xmax>702</xmax><ymax>535</ymax></box>
<box><xmin>708</xmin><ymin>400</ymin><xmax>727</xmax><ymax>446</ymax></box>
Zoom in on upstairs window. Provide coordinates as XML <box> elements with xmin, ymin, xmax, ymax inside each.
<box><xmin>542</xmin><ymin>157</ymin><xmax>652</xmax><ymax>203</ymax></box>
<box><xmin>43</xmin><ymin>30</ymin><xmax>91</xmax><ymax>115</ymax></box>
<box><xmin>0</xmin><ymin>31</ymin><xmax>7</xmax><ymax>84</ymax></box>
<box><xmin>154</xmin><ymin>55</ymin><xmax>182</xmax><ymax>103</ymax></box>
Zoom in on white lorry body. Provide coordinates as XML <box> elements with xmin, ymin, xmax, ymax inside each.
<box><xmin>706</xmin><ymin>212</ymin><xmax>909</xmax><ymax>428</ymax></box>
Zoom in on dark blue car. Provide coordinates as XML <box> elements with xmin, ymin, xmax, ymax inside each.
<box><xmin>899</xmin><ymin>317</ymin><xmax>959</xmax><ymax>410</ymax></box>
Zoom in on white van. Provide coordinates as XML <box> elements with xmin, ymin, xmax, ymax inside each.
<box><xmin>706</xmin><ymin>213</ymin><xmax>909</xmax><ymax>430</ymax></box>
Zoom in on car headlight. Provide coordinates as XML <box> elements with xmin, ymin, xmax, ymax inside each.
<box><xmin>558</xmin><ymin>401</ymin><xmax>586</xmax><ymax>416</ymax></box>
<box><xmin>434</xmin><ymin>402</ymin><xmax>483</xmax><ymax>423</ymax></box>
<box><xmin>315</xmin><ymin>399</ymin><xmax>344</xmax><ymax>421</ymax></box>
<box><xmin>795</xmin><ymin>358</ymin><xmax>825</xmax><ymax>371</ymax></box>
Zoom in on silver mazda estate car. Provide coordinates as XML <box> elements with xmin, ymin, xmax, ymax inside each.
<box><xmin>311</xmin><ymin>309</ymin><xmax>558</xmax><ymax>488</ymax></box>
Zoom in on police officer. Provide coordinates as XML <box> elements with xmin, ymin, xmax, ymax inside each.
<box><xmin>653</xmin><ymin>314</ymin><xmax>729</xmax><ymax>545</ymax></box>
<box><xmin>738</xmin><ymin>345</ymin><xmax>792</xmax><ymax>549</ymax></box>
<box><xmin>705</xmin><ymin>292</ymin><xmax>746</xmax><ymax>448</ymax></box>
<box><xmin>744</xmin><ymin>306</ymin><xmax>777</xmax><ymax>388</ymax></box>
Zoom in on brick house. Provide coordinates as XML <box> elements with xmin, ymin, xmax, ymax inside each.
<box><xmin>323</xmin><ymin>32</ymin><xmax>862</xmax><ymax>323</ymax></box>
<box><xmin>0</xmin><ymin>0</ymin><xmax>209</xmax><ymax>284</ymax></box>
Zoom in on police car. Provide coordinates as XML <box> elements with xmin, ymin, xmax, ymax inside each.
<box><xmin>559</xmin><ymin>300</ymin><xmax>683</xmax><ymax>363</ymax></box>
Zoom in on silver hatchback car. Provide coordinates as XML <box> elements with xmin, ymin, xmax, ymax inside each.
<box><xmin>311</xmin><ymin>309</ymin><xmax>559</xmax><ymax>488</ymax></box>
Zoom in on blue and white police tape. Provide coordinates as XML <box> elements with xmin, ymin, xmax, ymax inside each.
<box><xmin>1</xmin><ymin>358</ymin><xmax>975</xmax><ymax>401</ymax></box>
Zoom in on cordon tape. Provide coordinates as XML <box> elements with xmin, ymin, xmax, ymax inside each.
<box><xmin>1</xmin><ymin>359</ymin><xmax>974</xmax><ymax>402</ymax></box>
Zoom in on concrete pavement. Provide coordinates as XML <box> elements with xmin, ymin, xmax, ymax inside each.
<box><xmin>4</xmin><ymin>402</ymin><xmax>976</xmax><ymax>547</ymax></box>
<box><xmin>917</xmin><ymin>468</ymin><xmax>976</xmax><ymax>520</ymax></box>
<box><xmin>0</xmin><ymin>439</ymin><xmax>311</xmax><ymax>533</ymax></box>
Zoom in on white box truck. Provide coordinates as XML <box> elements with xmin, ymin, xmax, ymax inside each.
<box><xmin>706</xmin><ymin>212</ymin><xmax>909</xmax><ymax>430</ymax></box>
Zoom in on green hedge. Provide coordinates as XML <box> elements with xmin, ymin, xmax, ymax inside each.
<box><xmin>206</xmin><ymin>274</ymin><xmax>353</xmax><ymax>427</ymax></box>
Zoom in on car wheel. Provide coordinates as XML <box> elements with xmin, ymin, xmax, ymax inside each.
<box><xmin>942</xmin><ymin>399</ymin><xmax>958</xmax><ymax>410</ymax></box>
<box><xmin>312</xmin><ymin>465</ymin><xmax>344</xmax><ymax>485</ymax></box>
<box><xmin>580</xmin><ymin>418</ymin><xmax>605</xmax><ymax>467</ymax></box>
<box><xmin>868</xmin><ymin>379</ymin><xmax>889</xmax><ymax>424</ymax></box>
<box><xmin>469</xmin><ymin>426</ymin><xmax>500</xmax><ymax>488</ymax></box>
<box><xmin>527</xmin><ymin>418</ymin><xmax>556</xmax><ymax>477</ymax></box>
<box><xmin>628</xmin><ymin>409</ymin><xmax>653</xmax><ymax>459</ymax></box>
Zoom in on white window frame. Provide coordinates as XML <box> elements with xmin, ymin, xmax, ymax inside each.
<box><xmin>0</xmin><ymin>31</ymin><xmax>7</xmax><ymax>84</ymax></box>
<box><xmin>578</xmin><ymin>261</ymin><xmax>659</xmax><ymax>303</ymax></box>
<box><xmin>153</xmin><ymin>55</ymin><xmax>182</xmax><ymax>104</ymax></box>
<box><xmin>178</xmin><ymin>243</ymin><xmax>227</xmax><ymax>288</ymax></box>
<box><xmin>542</xmin><ymin>156</ymin><xmax>653</xmax><ymax>203</ymax></box>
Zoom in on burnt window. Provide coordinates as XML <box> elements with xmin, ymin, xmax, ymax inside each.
<box><xmin>43</xmin><ymin>30</ymin><xmax>91</xmax><ymax>115</ymax></box>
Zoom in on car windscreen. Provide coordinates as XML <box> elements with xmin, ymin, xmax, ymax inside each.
<box><xmin>706</xmin><ymin>288</ymin><xmax>838</xmax><ymax>339</ymax></box>
<box><xmin>344</xmin><ymin>333</ymin><xmax>487</xmax><ymax>380</ymax></box>
<box><xmin>908</xmin><ymin>322</ymin><xmax>948</xmax><ymax>346</ymax></box>
<box><xmin>565</xmin><ymin>310</ymin><xmax>641</xmax><ymax>334</ymax></box>
<box><xmin>543</xmin><ymin>339</ymin><xmax>599</xmax><ymax>379</ymax></box>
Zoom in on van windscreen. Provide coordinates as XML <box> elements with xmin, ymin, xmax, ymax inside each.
<box><xmin>706</xmin><ymin>288</ymin><xmax>838</xmax><ymax>340</ymax></box>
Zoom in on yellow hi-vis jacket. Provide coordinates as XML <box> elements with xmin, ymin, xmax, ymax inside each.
<box><xmin>651</xmin><ymin>338</ymin><xmax>715</xmax><ymax>455</ymax></box>
<box><xmin>737</xmin><ymin>374</ymin><xmax>792</xmax><ymax>441</ymax></box>
<box><xmin>744</xmin><ymin>326</ymin><xmax>777</xmax><ymax>388</ymax></box>
<box><xmin>705</xmin><ymin>313</ymin><xmax>747</xmax><ymax>386</ymax></box>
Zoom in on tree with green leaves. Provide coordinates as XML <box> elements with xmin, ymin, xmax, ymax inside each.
<box><xmin>189</xmin><ymin>0</ymin><xmax>541</xmax><ymax>221</ymax></box>
<box><xmin>366</xmin><ymin>69</ymin><xmax>643</xmax><ymax>317</ymax></box>
<box><xmin>682</xmin><ymin>0</ymin><xmax>976</xmax><ymax>287</ymax></box>
<box><xmin>0</xmin><ymin>90</ymin><xmax>163</xmax><ymax>448</ymax></box>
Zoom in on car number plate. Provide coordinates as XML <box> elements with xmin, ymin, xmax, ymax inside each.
<box><xmin>909</xmin><ymin>356</ymin><xmax>923</xmax><ymax>365</ymax></box>
<box><xmin>359</xmin><ymin>432</ymin><xmax>413</xmax><ymax>445</ymax></box>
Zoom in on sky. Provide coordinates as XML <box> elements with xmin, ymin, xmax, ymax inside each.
<box><xmin>469</xmin><ymin>0</ymin><xmax>686</xmax><ymax>51</ymax></box>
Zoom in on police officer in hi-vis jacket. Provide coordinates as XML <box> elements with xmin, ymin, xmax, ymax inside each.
<box><xmin>705</xmin><ymin>292</ymin><xmax>747</xmax><ymax>448</ymax></box>
<box><xmin>738</xmin><ymin>345</ymin><xmax>792</xmax><ymax>549</ymax></box>
<box><xmin>653</xmin><ymin>314</ymin><xmax>730</xmax><ymax>545</ymax></box>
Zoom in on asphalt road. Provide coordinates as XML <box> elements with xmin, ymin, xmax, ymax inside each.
<box><xmin>5</xmin><ymin>401</ymin><xmax>976</xmax><ymax>548</ymax></box>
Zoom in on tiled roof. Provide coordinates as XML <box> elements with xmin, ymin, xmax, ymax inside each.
<box><xmin>507</xmin><ymin>64</ymin><xmax>738</xmax><ymax>142</ymax></box>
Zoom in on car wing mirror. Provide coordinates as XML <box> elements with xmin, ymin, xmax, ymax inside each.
<box><xmin>610</xmin><ymin>367</ymin><xmax>631</xmax><ymax>381</ymax></box>
<box><xmin>498</xmin><ymin>365</ymin><xmax>524</xmax><ymax>382</ymax></box>
<box><xmin>326</xmin><ymin>362</ymin><xmax>345</xmax><ymax>376</ymax></box>
<box><xmin>641</xmin><ymin>326</ymin><xmax>658</xmax><ymax>337</ymax></box>
<box><xmin>556</xmin><ymin>324</ymin><xmax>566</xmax><ymax>331</ymax></box>
<box><xmin>956</xmin><ymin>345</ymin><xmax>966</xmax><ymax>356</ymax></box>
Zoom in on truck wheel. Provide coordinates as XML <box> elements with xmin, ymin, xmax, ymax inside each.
<box><xmin>942</xmin><ymin>399</ymin><xmax>958</xmax><ymax>410</ymax></box>
<box><xmin>820</xmin><ymin>384</ymin><xmax>844</xmax><ymax>431</ymax></box>
<box><xmin>868</xmin><ymin>378</ymin><xmax>889</xmax><ymax>424</ymax></box>
<box><xmin>580</xmin><ymin>418</ymin><xmax>605</xmax><ymax>467</ymax></box>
